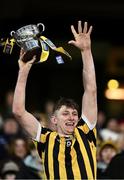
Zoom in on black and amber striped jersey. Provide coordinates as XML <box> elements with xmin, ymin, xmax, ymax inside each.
<box><xmin>35</xmin><ymin>118</ymin><xmax>96</xmax><ymax>179</ymax></box>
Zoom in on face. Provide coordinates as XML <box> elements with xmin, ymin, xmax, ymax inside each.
<box><xmin>101</xmin><ymin>146</ymin><xmax>117</xmax><ymax>164</ymax></box>
<box><xmin>6</xmin><ymin>91</ymin><xmax>14</xmax><ymax>106</ymax></box>
<box><xmin>4</xmin><ymin>119</ymin><xmax>19</xmax><ymax>135</ymax></box>
<box><xmin>45</xmin><ymin>101</ymin><xmax>54</xmax><ymax>114</ymax></box>
<box><xmin>4</xmin><ymin>174</ymin><xmax>16</xmax><ymax>180</ymax></box>
<box><xmin>53</xmin><ymin>105</ymin><xmax>79</xmax><ymax>136</ymax></box>
<box><xmin>107</xmin><ymin>118</ymin><xmax>119</xmax><ymax>132</ymax></box>
<box><xmin>14</xmin><ymin>139</ymin><xmax>28</xmax><ymax>159</ymax></box>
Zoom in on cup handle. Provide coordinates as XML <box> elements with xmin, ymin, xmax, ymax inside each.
<box><xmin>10</xmin><ymin>31</ymin><xmax>15</xmax><ymax>37</ymax></box>
<box><xmin>37</xmin><ymin>23</ymin><xmax>45</xmax><ymax>33</ymax></box>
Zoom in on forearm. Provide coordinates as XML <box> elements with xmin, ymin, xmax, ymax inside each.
<box><xmin>81</xmin><ymin>49</ymin><xmax>96</xmax><ymax>91</ymax></box>
<box><xmin>13</xmin><ymin>70</ymin><xmax>29</xmax><ymax>117</ymax></box>
<box><xmin>81</xmin><ymin>48</ymin><xmax>97</xmax><ymax>127</ymax></box>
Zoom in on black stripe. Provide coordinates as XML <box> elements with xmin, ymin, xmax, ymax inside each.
<box><xmin>44</xmin><ymin>133</ymin><xmax>50</xmax><ymax>179</ymax></box>
<box><xmin>65</xmin><ymin>140</ymin><xmax>74</xmax><ymax>179</ymax></box>
<box><xmin>53</xmin><ymin>135</ymin><xmax>60</xmax><ymax>179</ymax></box>
<box><xmin>37</xmin><ymin>142</ymin><xmax>45</xmax><ymax>158</ymax></box>
<box><xmin>77</xmin><ymin>117</ymin><xmax>85</xmax><ymax>126</ymax></box>
<box><xmin>78</xmin><ymin>128</ymin><xmax>95</xmax><ymax>179</ymax></box>
<box><xmin>86</xmin><ymin>130</ymin><xmax>96</xmax><ymax>147</ymax></box>
<box><xmin>74</xmin><ymin>140</ymin><xmax>88</xmax><ymax>179</ymax></box>
<box><xmin>42</xmin><ymin>127</ymin><xmax>52</xmax><ymax>134</ymax></box>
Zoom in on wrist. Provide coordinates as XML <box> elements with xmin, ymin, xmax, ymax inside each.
<box><xmin>18</xmin><ymin>70</ymin><xmax>29</xmax><ymax>84</ymax></box>
<box><xmin>18</xmin><ymin>69</ymin><xmax>30</xmax><ymax>76</ymax></box>
<box><xmin>81</xmin><ymin>47</ymin><xmax>92</xmax><ymax>53</ymax></box>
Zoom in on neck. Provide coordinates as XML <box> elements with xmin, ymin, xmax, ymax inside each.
<box><xmin>58</xmin><ymin>133</ymin><xmax>74</xmax><ymax>138</ymax></box>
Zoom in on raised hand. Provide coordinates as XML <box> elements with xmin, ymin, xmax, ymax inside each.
<box><xmin>68</xmin><ymin>21</ymin><xmax>93</xmax><ymax>51</ymax></box>
<box><xmin>18</xmin><ymin>48</ymin><xmax>36</xmax><ymax>72</ymax></box>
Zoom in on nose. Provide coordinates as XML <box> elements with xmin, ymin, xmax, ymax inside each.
<box><xmin>69</xmin><ymin>114</ymin><xmax>74</xmax><ymax>120</ymax></box>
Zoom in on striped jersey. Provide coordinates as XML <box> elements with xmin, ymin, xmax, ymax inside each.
<box><xmin>35</xmin><ymin>118</ymin><xmax>96</xmax><ymax>179</ymax></box>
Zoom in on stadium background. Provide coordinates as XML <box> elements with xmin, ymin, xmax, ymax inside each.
<box><xmin>0</xmin><ymin>0</ymin><xmax>124</xmax><ymax>118</ymax></box>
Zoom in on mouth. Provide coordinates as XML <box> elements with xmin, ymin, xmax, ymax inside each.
<box><xmin>65</xmin><ymin>122</ymin><xmax>75</xmax><ymax>127</ymax></box>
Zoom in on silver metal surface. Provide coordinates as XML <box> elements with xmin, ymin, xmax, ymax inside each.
<box><xmin>10</xmin><ymin>23</ymin><xmax>45</xmax><ymax>52</ymax></box>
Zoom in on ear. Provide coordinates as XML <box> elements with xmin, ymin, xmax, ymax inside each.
<box><xmin>51</xmin><ymin>115</ymin><xmax>57</xmax><ymax>125</ymax></box>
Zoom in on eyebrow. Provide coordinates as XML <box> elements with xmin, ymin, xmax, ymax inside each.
<box><xmin>63</xmin><ymin>110</ymin><xmax>78</xmax><ymax>113</ymax></box>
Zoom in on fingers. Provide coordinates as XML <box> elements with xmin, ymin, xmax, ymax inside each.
<box><xmin>83</xmin><ymin>22</ymin><xmax>88</xmax><ymax>33</ymax></box>
<box><xmin>71</xmin><ymin>21</ymin><xmax>92</xmax><ymax>36</ymax></box>
<box><xmin>71</xmin><ymin>25</ymin><xmax>77</xmax><ymax>38</ymax></box>
<box><xmin>78</xmin><ymin>20</ymin><xmax>82</xmax><ymax>33</ymax></box>
<box><xmin>68</xmin><ymin>40</ymin><xmax>76</xmax><ymax>46</ymax></box>
<box><xmin>20</xmin><ymin>48</ymin><xmax>25</xmax><ymax>57</ymax></box>
<box><xmin>28</xmin><ymin>55</ymin><xmax>36</xmax><ymax>65</ymax></box>
<box><xmin>19</xmin><ymin>48</ymin><xmax>26</xmax><ymax>61</ymax></box>
<box><xmin>87</xmin><ymin>26</ymin><xmax>93</xmax><ymax>35</ymax></box>
<box><xmin>81</xmin><ymin>21</ymin><xmax>93</xmax><ymax>35</ymax></box>
<box><xmin>20</xmin><ymin>48</ymin><xmax>23</xmax><ymax>56</ymax></box>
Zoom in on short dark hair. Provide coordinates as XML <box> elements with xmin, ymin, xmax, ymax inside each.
<box><xmin>53</xmin><ymin>97</ymin><xmax>79</xmax><ymax>113</ymax></box>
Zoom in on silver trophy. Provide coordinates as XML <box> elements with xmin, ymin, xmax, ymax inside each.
<box><xmin>10</xmin><ymin>23</ymin><xmax>45</xmax><ymax>62</ymax></box>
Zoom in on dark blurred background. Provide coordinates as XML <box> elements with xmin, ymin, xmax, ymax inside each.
<box><xmin>0</xmin><ymin>0</ymin><xmax>124</xmax><ymax>118</ymax></box>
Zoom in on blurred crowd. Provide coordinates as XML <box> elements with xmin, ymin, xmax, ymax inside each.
<box><xmin>97</xmin><ymin>110</ymin><xmax>124</xmax><ymax>179</ymax></box>
<box><xmin>0</xmin><ymin>90</ymin><xmax>124</xmax><ymax>179</ymax></box>
<box><xmin>0</xmin><ymin>90</ymin><xmax>55</xmax><ymax>179</ymax></box>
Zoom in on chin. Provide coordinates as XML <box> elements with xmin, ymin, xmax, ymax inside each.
<box><xmin>66</xmin><ymin>129</ymin><xmax>74</xmax><ymax>134</ymax></box>
<box><xmin>66</xmin><ymin>131</ymin><xmax>72</xmax><ymax>135</ymax></box>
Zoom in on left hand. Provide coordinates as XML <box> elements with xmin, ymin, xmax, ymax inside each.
<box><xmin>18</xmin><ymin>48</ymin><xmax>36</xmax><ymax>73</ymax></box>
<box><xmin>68</xmin><ymin>21</ymin><xmax>93</xmax><ymax>51</ymax></box>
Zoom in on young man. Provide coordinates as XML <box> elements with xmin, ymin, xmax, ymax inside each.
<box><xmin>13</xmin><ymin>21</ymin><xmax>97</xmax><ymax>179</ymax></box>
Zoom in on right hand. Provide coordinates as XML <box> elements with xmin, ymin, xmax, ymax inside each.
<box><xmin>68</xmin><ymin>21</ymin><xmax>93</xmax><ymax>51</ymax></box>
<box><xmin>18</xmin><ymin>48</ymin><xmax>36</xmax><ymax>72</ymax></box>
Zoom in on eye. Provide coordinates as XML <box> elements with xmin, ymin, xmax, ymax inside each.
<box><xmin>63</xmin><ymin>112</ymin><xmax>69</xmax><ymax>116</ymax></box>
<box><xmin>73</xmin><ymin>112</ymin><xmax>78</xmax><ymax>116</ymax></box>
<box><xmin>74</xmin><ymin>114</ymin><xmax>77</xmax><ymax>116</ymax></box>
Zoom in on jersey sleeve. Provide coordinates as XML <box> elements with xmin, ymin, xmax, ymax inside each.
<box><xmin>32</xmin><ymin>122</ymin><xmax>52</xmax><ymax>142</ymax></box>
<box><xmin>77</xmin><ymin>115</ymin><xmax>97</xmax><ymax>140</ymax></box>
<box><xmin>33</xmin><ymin>125</ymin><xmax>52</xmax><ymax>155</ymax></box>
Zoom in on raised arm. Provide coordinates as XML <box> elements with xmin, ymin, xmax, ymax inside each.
<box><xmin>13</xmin><ymin>49</ymin><xmax>41</xmax><ymax>139</ymax></box>
<box><xmin>68</xmin><ymin>21</ymin><xmax>97</xmax><ymax>129</ymax></box>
